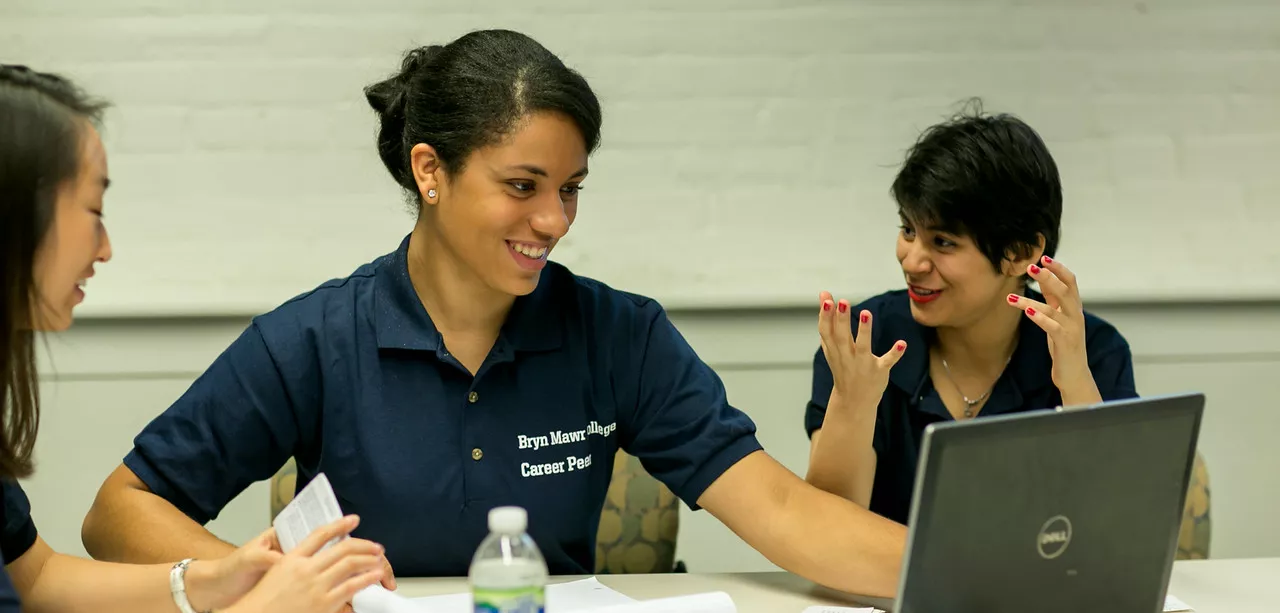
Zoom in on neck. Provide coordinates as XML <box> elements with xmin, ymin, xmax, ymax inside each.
<box><xmin>934</xmin><ymin>293</ymin><xmax>1024</xmax><ymax>370</ymax></box>
<box><xmin>406</xmin><ymin>221</ymin><xmax>513</xmax><ymax>337</ymax></box>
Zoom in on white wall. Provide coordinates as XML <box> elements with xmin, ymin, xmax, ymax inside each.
<box><xmin>4</xmin><ymin>0</ymin><xmax>1280</xmax><ymax>314</ymax></box>
<box><xmin>27</xmin><ymin>305</ymin><xmax>1280</xmax><ymax>571</ymax></box>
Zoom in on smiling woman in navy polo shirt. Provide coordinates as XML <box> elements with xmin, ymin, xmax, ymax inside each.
<box><xmin>81</xmin><ymin>29</ymin><xmax>908</xmax><ymax>597</ymax></box>
<box><xmin>804</xmin><ymin>102</ymin><xmax>1139</xmax><ymax>524</ymax></box>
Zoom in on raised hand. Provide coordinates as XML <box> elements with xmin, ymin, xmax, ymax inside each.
<box><xmin>817</xmin><ymin>291</ymin><xmax>907</xmax><ymax>407</ymax></box>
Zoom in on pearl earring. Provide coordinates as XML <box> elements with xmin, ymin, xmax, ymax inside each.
<box><xmin>427</xmin><ymin>189</ymin><xmax>437</xmax><ymax>199</ymax></box>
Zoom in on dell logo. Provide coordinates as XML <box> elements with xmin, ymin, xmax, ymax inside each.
<box><xmin>1037</xmin><ymin>515</ymin><xmax>1073</xmax><ymax>559</ymax></box>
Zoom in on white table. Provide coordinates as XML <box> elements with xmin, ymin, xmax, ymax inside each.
<box><xmin>395</xmin><ymin>558</ymin><xmax>1280</xmax><ymax>612</ymax></box>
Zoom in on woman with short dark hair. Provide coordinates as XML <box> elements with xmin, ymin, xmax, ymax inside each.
<box><xmin>806</xmin><ymin>101</ymin><xmax>1138</xmax><ymax>522</ymax></box>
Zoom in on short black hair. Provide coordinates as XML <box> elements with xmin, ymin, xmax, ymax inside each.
<box><xmin>365</xmin><ymin>29</ymin><xmax>603</xmax><ymax>209</ymax></box>
<box><xmin>891</xmin><ymin>98</ymin><xmax>1062</xmax><ymax>273</ymax></box>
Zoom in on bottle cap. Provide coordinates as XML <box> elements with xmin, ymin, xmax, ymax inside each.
<box><xmin>488</xmin><ymin>506</ymin><xmax>528</xmax><ymax>534</ymax></box>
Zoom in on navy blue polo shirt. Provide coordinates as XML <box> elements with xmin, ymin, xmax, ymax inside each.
<box><xmin>804</xmin><ymin>289</ymin><xmax>1138</xmax><ymax>525</ymax></box>
<box><xmin>0</xmin><ymin>479</ymin><xmax>39</xmax><ymax>611</ymax></box>
<box><xmin>124</xmin><ymin>234</ymin><xmax>761</xmax><ymax>576</ymax></box>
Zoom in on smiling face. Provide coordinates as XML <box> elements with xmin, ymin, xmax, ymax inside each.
<box><xmin>896</xmin><ymin>212</ymin><xmax>1035</xmax><ymax>329</ymax></box>
<box><xmin>31</xmin><ymin>121</ymin><xmax>112</xmax><ymax>331</ymax></box>
<box><xmin>415</xmin><ymin>111</ymin><xmax>588</xmax><ymax>297</ymax></box>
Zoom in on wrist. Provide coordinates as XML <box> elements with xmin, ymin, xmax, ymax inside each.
<box><xmin>1058</xmin><ymin>370</ymin><xmax>1102</xmax><ymax>406</ymax></box>
<box><xmin>182</xmin><ymin>559</ymin><xmax>229</xmax><ymax>613</ymax></box>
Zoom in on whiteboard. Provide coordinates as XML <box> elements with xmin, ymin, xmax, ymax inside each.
<box><xmin>6</xmin><ymin>2</ymin><xmax>1279</xmax><ymax>318</ymax></box>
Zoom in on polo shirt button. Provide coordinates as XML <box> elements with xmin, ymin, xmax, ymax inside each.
<box><xmin>468</xmin><ymin>391</ymin><xmax>479</xmax><ymax>403</ymax></box>
<box><xmin>471</xmin><ymin>447</ymin><xmax>483</xmax><ymax>461</ymax></box>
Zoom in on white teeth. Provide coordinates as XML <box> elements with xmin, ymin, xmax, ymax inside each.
<box><xmin>513</xmin><ymin>243</ymin><xmax>546</xmax><ymax>259</ymax></box>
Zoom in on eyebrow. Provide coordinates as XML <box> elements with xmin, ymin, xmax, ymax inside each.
<box><xmin>507</xmin><ymin>164</ymin><xmax>589</xmax><ymax>179</ymax></box>
<box><xmin>102</xmin><ymin>177</ymin><xmax>111</xmax><ymax>190</ymax></box>
<box><xmin>899</xmin><ymin>213</ymin><xmax>951</xmax><ymax>233</ymax></box>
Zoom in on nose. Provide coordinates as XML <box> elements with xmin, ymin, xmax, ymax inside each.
<box><xmin>529</xmin><ymin>191</ymin><xmax>570</xmax><ymax>240</ymax></box>
<box><xmin>900</xmin><ymin>240</ymin><xmax>932</xmax><ymax>276</ymax></box>
<box><xmin>97</xmin><ymin>224</ymin><xmax>113</xmax><ymax>263</ymax></box>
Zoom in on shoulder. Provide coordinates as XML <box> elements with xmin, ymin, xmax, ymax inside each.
<box><xmin>1081</xmin><ymin>308</ymin><xmax>1133</xmax><ymax>358</ymax></box>
<box><xmin>548</xmin><ymin>262</ymin><xmax>666</xmax><ymax>327</ymax></box>
<box><xmin>246</xmin><ymin>252</ymin><xmax>387</xmax><ymax>348</ymax></box>
<box><xmin>256</xmin><ymin>257</ymin><xmax>382</xmax><ymax>326</ymax></box>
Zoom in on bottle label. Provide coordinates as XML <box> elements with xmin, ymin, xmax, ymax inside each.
<box><xmin>473</xmin><ymin>585</ymin><xmax>545</xmax><ymax>613</ymax></box>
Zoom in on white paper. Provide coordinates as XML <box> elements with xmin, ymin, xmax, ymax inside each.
<box><xmin>1164</xmin><ymin>593</ymin><xmax>1194</xmax><ymax>612</ymax></box>
<box><xmin>801</xmin><ymin>607</ymin><xmax>882</xmax><ymax>613</ymax></box>
<box><xmin>572</xmin><ymin>591</ymin><xmax>734</xmax><ymax>613</ymax></box>
<box><xmin>546</xmin><ymin>577</ymin><xmax>638</xmax><ymax>610</ymax></box>
<box><xmin>399</xmin><ymin>578</ymin><xmax>736</xmax><ymax>613</ymax></box>
<box><xmin>405</xmin><ymin>577</ymin><xmax>635</xmax><ymax>613</ymax></box>
<box><xmin>271</xmin><ymin>472</ymin><xmax>345</xmax><ymax>553</ymax></box>
<box><xmin>270</xmin><ymin>473</ymin><xmax>409</xmax><ymax>613</ymax></box>
<box><xmin>353</xmin><ymin>586</ymin><xmax>431</xmax><ymax>613</ymax></box>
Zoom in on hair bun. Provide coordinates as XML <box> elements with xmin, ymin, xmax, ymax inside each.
<box><xmin>364</xmin><ymin>45</ymin><xmax>445</xmax><ymax>190</ymax></box>
<box><xmin>364</xmin><ymin>45</ymin><xmax>443</xmax><ymax>118</ymax></box>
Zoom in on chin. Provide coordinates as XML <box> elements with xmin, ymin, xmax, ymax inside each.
<box><xmin>496</xmin><ymin>272</ymin><xmax>542</xmax><ymax>297</ymax></box>
<box><xmin>908</xmin><ymin>302</ymin><xmax>944</xmax><ymax>328</ymax></box>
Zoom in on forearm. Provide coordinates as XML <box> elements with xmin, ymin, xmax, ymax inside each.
<box><xmin>20</xmin><ymin>553</ymin><xmax>229</xmax><ymax>613</ymax></box>
<box><xmin>752</xmin><ymin>470</ymin><xmax>905</xmax><ymax>597</ymax></box>
<box><xmin>84</xmin><ymin>481</ymin><xmax>235</xmax><ymax>564</ymax></box>
<box><xmin>805</xmin><ymin>391</ymin><xmax>878</xmax><ymax>506</ymax></box>
<box><xmin>1059</xmin><ymin>371</ymin><xmax>1103</xmax><ymax>408</ymax></box>
<box><xmin>701</xmin><ymin>452</ymin><xmax>906</xmax><ymax>598</ymax></box>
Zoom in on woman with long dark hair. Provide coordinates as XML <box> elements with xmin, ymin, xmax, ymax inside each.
<box><xmin>0</xmin><ymin>64</ymin><xmax>386</xmax><ymax>613</ymax></box>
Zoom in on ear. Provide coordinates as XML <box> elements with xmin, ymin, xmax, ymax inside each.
<box><xmin>1002</xmin><ymin>233</ymin><xmax>1047</xmax><ymax>277</ymax></box>
<box><xmin>410</xmin><ymin>143</ymin><xmax>443</xmax><ymax>207</ymax></box>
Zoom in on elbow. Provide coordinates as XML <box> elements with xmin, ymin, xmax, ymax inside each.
<box><xmin>81</xmin><ymin>465</ymin><xmax>144</xmax><ymax>561</ymax></box>
<box><xmin>80</xmin><ymin>486</ymin><xmax>115</xmax><ymax>560</ymax></box>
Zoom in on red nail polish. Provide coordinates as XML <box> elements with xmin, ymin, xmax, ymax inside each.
<box><xmin>1007</xmin><ymin>294</ymin><xmax>1019</xmax><ymax>303</ymax></box>
<box><xmin>1026</xmin><ymin>307</ymin><xmax>1037</xmax><ymax>316</ymax></box>
<box><xmin>859</xmin><ymin>312</ymin><xmax>868</xmax><ymax>323</ymax></box>
<box><xmin>1042</xmin><ymin>256</ymin><xmax>1053</xmax><ymax>265</ymax></box>
<box><xmin>823</xmin><ymin>301</ymin><xmax>831</xmax><ymax>312</ymax></box>
<box><xmin>1029</xmin><ymin>265</ymin><xmax>1041</xmax><ymax>275</ymax></box>
<box><xmin>838</xmin><ymin>302</ymin><xmax>847</xmax><ymax>314</ymax></box>
<box><xmin>896</xmin><ymin>342</ymin><xmax>906</xmax><ymax>352</ymax></box>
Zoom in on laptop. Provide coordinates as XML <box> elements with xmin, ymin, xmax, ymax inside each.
<box><xmin>891</xmin><ymin>392</ymin><xmax>1205</xmax><ymax>613</ymax></box>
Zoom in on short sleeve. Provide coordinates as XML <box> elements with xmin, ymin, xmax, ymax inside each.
<box><xmin>123</xmin><ymin>321</ymin><xmax>314</xmax><ymax>524</ymax></box>
<box><xmin>804</xmin><ymin>347</ymin><xmax>835</xmax><ymax>438</ymax></box>
<box><xmin>1090</xmin><ymin>333</ymin><xmax>1138</xmax><ymax>401</ymax></box>
<box><xmin>0</xmin><ymin>480</ymin><xmax>37</xmax><ymax>564</ymax></box>
<box><xmin>618</xmin><ymin>307</ymin><xmax>762</xmax><ymax>511</ymax></box>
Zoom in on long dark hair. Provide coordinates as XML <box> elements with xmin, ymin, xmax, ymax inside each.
<box><xmin>364</xmin><ymin>29</ymin><xmax>603</xmax><ymax>208</ymax></box>
<box><xmin>0</xmin><ymin>65</ymin><xmax>107</xmax><ymax>479</ymax></box>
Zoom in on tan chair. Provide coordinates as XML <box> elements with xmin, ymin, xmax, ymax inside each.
<box><xmin>594</xmin><ymin>449</ymin><xmax>681</xmax><ymax>574</ymax></box>
<box><xmin>1177</xmin><ymin>452</ymin><xmax>1212</xmax><ymax>559</ymax></box>
<box><xmin>268</xmin><ymin>449</ymin><xmax>683</xmax><ymax>573</ymax></box>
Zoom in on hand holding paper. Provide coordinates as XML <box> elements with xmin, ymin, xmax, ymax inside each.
<box><xmin>223</xmin><ymin>514</ymin><xmax>386</xmax><ymax>613</ymax></box>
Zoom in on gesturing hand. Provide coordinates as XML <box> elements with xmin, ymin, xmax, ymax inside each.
<box><xmin>817</xmin><ymin>291</ymin><xmax>907</xmax><ymax>407</ymax></box>
<box><xmin>1006</xmin><ymin>255</ymin><xmax>1093</xmax><ymax>393</ymax></box>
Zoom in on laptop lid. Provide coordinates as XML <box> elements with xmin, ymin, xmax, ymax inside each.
<box><xmin>893</xmin><ymin>393</ymin><xmax>1204</xmax><ymax>613</ymax></box>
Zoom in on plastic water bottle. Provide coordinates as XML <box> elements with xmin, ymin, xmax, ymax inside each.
<box><xmin>469</xmin><ymin>506</ymin><xmax>548</xmax><ymax>613</ymax></box>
